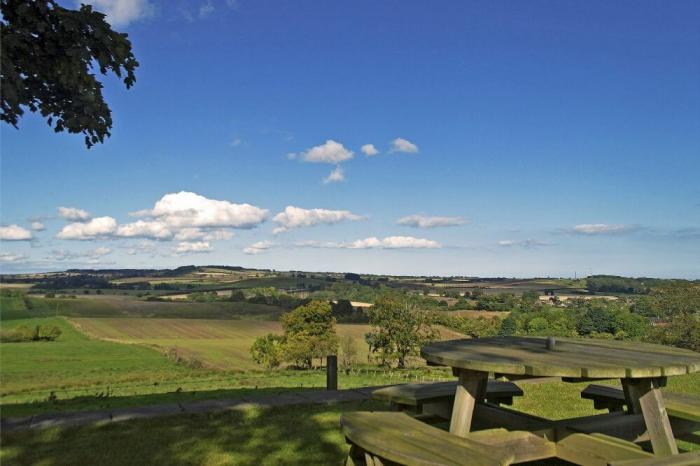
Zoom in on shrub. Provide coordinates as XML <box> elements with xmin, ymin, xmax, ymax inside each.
<box><xmin>0</xmin><ymin>324</ymin><xmax>61</xmax><ymax>342</ymax></box>
<box><xmin>339</xmin><ymin>335</ymin><xmax>358</xmax><ymax>373</ymax></box>
<box><xmin>250</xmin><ymin>334</ymin><xmax>285</xmax><ymax>369</ymax></box>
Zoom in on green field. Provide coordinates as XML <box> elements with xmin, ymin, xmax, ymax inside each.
<box><xmin>0</xmin><ymin>318</ymin><xmax>189</xmax><ymax>402</ymax></box>
<box><xmin>71</xmin><ymin>317</ymin><xmax>377</xmax><ymax>370</ymax></box>
<box><xmin>2</xmin><ymin>375</ymin><xmax>699</xmax><ymax>466</ymax></box>
<box><xmin>0</xmin><ymin>315</ymin><xmax>459</xmax><ymax>418</ymax></box>
<box><xmin>0</xmin><ymin>294</ymin><xmax>286</xmax><ymax>321</ymax></box>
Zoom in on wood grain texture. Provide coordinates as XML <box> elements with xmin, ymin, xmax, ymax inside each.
<box><xmin>421</xmin><ymin>336</ymin><xmax>700</xmax><ymax>379</ymax></box>
<box><xmin>638</xmin><ymin>386</ymin><xmax>679</xmax><ymax>456</ymax></box>
<box><xmin>582</xmin><ymin>383</ymin><xmax>700</xmax><ymax>423</ymax></box>
<box><xmin>555</xmin><ymin>433</ymin><xmax>654</xmax><ymax>465</ymax></box>
<box><xmin>450</xmin><ymin>369</ymin><xmax>488</xmax><ymax>437</ymax></box>
<box><xmin>610</xmin><ymin>450</ymin><xmax>700</xmax><ymax>465</ymax></box>
<box><xmin>340</xmin><ymin>411</ymin><xmax>513</xmax><ymax>466</ymax></box>
<box><xmin>371</xmin><ymin>380</ymin><xmax>522</xmax><ymax>407</ymax></box>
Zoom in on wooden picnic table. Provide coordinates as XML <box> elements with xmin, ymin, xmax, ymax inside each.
<box><xmin>421</xmin><ymin>336</ymin><xmax>700</xmax><ymax>457</ymax></box>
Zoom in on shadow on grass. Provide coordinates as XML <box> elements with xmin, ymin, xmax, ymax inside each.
<box><xmin>2</xmin><ymin>385</ymin><xmax>344</xmax><ymax>419</ymax></box>
<box><xmin>1</xmin><ymin>399</ymin><xmax>385</xmax><ymax>466</ymax></box>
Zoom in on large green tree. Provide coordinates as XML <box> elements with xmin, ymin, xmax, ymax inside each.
<box><xmin>281</xmin><ymin>300</ymin><xmax>338</xmax><ymax>369</ymax></box>
<box><xmin>1</xmin><ymin>0</ymin><xmax>138</xmax><ymax>147</ymax></box>
<box><xmin>365</xmin><ymin>295</ymin><xmax>438</xmax><ymax>368</ymax></box>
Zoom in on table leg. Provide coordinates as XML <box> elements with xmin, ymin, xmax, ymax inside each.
<box><xmin>621</xmin><ymin>377</ymin><xmax>678</xmax><ymax>456</ymax></box>
<box><xmin>450</xmin><ymin>369</ymin><xmax>488</xmax><ymax>437</ymax></box>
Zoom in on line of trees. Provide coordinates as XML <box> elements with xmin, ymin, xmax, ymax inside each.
<box><xmin>250</xmin><ymin>295</ymin><xmax>441</xmax><ymax>370</ymax></box>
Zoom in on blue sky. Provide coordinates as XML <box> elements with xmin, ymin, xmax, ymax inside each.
<box><xmin>1</xmin><ymin>0</ymin><xmax>699</xmax><ymax>277</ymax></box>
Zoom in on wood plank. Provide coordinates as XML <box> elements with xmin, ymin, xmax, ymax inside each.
<box><xmin>560</xmin><ymin>411</ymin><xmax>699</xmax><ymax>445</ymax></box>
<box><xmin>556</xmin><ymin>433</ymin><xmax>654</xmax><ymax>466</ymax></box>
<box><xmin>610</xmin><ymin>451</ymin><xmax>700</xmax><ymax>466</ymax></box>
<box><xmin>583</xmin><ymin>384</ymin><xmax>700</xmax><ymax>425</ymax></box>
<box><xmin>450</xmin><ymin>369</ymin><xmax>488</xmax><ymax>437</ymax></box>
<box><xmin>467</xmin><ymin>428</ymin><xmax>557</xmax><ymax>463</ymax></box>
<box><xmin>472</xmin><ymin>403</ymin><xmax>554</xmax><ymax>438</ymax></box>
<box><xmin>664</xmin><ymin>392</ymin><xmax>700</xmax><ymax>423</ymax></box>
<box><xmin>421</xmin><ymin>336</ymin><xmax>700</xmax><ymax>380</ymax></box>
<box><xmin>340</xmin><ymin>411</ymin><xmax>513</xmax><ymax>466</ymax></box>
<box><xmin>638</xmin><ymin>384</ymin><xmax>679</xmax><ymax>456</ymax></box>
<box><xmin>619</xmin><ymin>378</ymin><xmax>679</xmax><ymax>456</ymax></box>
<box><xmin>371</xmin><ymin>380</ymin><xmax>522</xmax><ymax>408</ymax></box>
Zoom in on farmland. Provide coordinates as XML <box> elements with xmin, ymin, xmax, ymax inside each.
<box><xmin>0</xmin><ymin>293</ymin><xmax>287</xmax><ymax>321</ymax></box>
<box><xmin>1</xmin><ymin>268</ymin><xmax>698</xmax><ymax>422</ymax></box>
<box><xmin>71</xmin><ymin>317</ymin><xmax>464</xmax><ymax>370</ymax></box>
<box><xmin>0</xmin><ymin>314</ymin><xmax>458</xmax><ymax>417</ymax></box>
<box><xmin>70</xmin><ymin>318</ymin><xmax>373</xmax><ymax>370</ymax></box>
<box><xmin>0</xmin><ymin>287</ymin><xmax>464</xmax><ymax>418</ymax></box>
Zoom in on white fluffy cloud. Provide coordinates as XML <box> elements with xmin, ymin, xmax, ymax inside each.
<box><xmin>390</xmin><ymin>137</ymin><xmax>419</xmax><ymax>153</ymax></box>
<box><xmin>243</xmin><ymin>240</ymin><xmax>275</xmax><ymax>255</ymax></box>
<box><xmin>174</xmin><ymin>228</ymin><xmax>234</xmax><ymax>241</ymax></box>
<box><xmin>300</xmin><ymin>236</ymin><xmax>441</xmax><ymax>249</ymax></box>
<box><xmin>30</xmin><ymin>221</ymin><xmax>46</xmax><ymax>231</ymax></box>
<box><xmin>272</xmin><ymin>206</ymin><xmax>363</xmax><ymax>234</ymax></box>
<box><xmin>79</xmin><ymin>0</ymin><xmax>155</xmax><ymax>27</ymax></box>
<box><xmin>323</xmin><ymin>166</ymin><xmax>345</xmax><ymax>184</ymax></box>
<box><xmin>172</xmin><ymin>241</ymin><xmax>214</xmax><ymax>254</ymax></box>
<box><xmin>398</xmin><ymin>214</ymin><xmax>466</xmax><ymax>228</ymax></box>
<box><xmin>135</xmin><ymin>191</ymin><xmax>268</xmax><ymax>230</ymax></box>
<box><xmin>0</xmin><ymin>224</ymin><xmax>33</xmax><ymax>241</ymax></box>
<box><xmin>115</xmin><ymin>220</ymin><xmax>172</xmax><ymax>240</ymax></box>
<box><xmin>54</xmin><ymin>193</ymin><xmax>251</xmax><ymax>242</ymax></box>
<box><xmin>361</xmin><ymin>144</ymin><xmax>378</xmax><ymax>156</ymax></box>
<box><xmin>293</xmin><ymin>140</ymin><xmax>354</xmax><ymax>164</ymax></box>
<box><xmin>0</xmin><ymin>252</ymin><xmax>29</xmax><ymax>262</ymax></box>
<box><xmin>58</xmin><ymin>206</ymin><xmax>91</xmax><ymax>221</ymax></box>
<box><xmin>348</xmin><ymin>236</ymin><xmax>440</xmax><ymax>249</ymax></box>
<box><xmin>56</xmin><ymin>217</ymin><xmax>118</xmax><ymax>240</ymax></box>
<box><xmin>571</xmin><ymin>224</ymin><xmax>631</xmax><ymax>235</ymax></box>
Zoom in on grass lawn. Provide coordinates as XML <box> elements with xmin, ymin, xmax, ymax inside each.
<box><xmin>0</xmin><ymin>316</ymin><xmax>455</xmax><ymax>417</ymax></box>
<box><xmin>1</xmin><ymin>400</ymin><xmax>384</xmax><ymax>466</ymax></box>
<box><xmin>0</xmin><ymin>318</ymin><xmax>190</xmax><ymax>406</ymax></box>
<box><xmin>2</xmin><ymin>376</ymin><xmax>699</xmax><ymax>466</ymax></box>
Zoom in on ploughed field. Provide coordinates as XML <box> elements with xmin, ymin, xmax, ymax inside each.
<box><xmin>71</xmin><ymin>317</ymin><xmax>465</xmax><ymax>370</ymax></box>
<box><xmin>70</xmin><ymin>318</ymin><xmax>374</xmax><ymax>370</ymax></box>
<box><xmin>0</xmin><ymin>308</ymin><xmax>464</xmax><ymax>417</ymax></box>
<box><xmin>1</xmin><ymin>294</ymin><xmax>286</xmax><ymax>321</ymax></box>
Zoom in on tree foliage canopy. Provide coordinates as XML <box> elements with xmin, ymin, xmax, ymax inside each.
<box><xmin>1</xmin><ymin>0</ymin><xmax>138</xmax><ymax>147</ymax></box>
<box><xmin>365</xmin><ymin>294</ymin><xmax>438</xmax><ymax>368</ymax></box>
<box><xmin>281</xmin><ymin>300</ymin><xmax>338</xmax><ymax>368</ymax></box>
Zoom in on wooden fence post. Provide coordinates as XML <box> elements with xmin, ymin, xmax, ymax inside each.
<box><xmin>327</xmin><ymin>355</ymin><xmax>338</xmax><ymax>391</ymax></box>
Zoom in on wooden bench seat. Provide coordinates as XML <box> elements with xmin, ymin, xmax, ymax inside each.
<box><xmin>610</xmin><ymin>450</ymin><xmax>700</xmax><ymax>465</ymax></box>
<box><xmin>372</xmin><ymin>380</ymin><xmax>523</xmax><ymax>414</ymax></box>
<box><xmin>556</xmin><ymin>432</ymin><xmax>655</xmax><ymax>466</ymax></box>
<box><xmin>340</xmin><ymin>411</ymin><xmax>554</xmax><ymax>466</ymax></box>
<box><xmin>581</xmin><ymin>384</ymin><xmax>700</xmax><ymax>423</ymax></box>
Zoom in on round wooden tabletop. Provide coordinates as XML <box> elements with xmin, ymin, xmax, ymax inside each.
<box><xmin>420</xmin><ymin>336</ymin><xmax>700</xmax><ymax>379</ymax></box>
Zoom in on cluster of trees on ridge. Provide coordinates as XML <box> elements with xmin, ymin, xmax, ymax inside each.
<box><xmin>250</xmin><ymin>296</ymin><xmax>439</xmax><ymax>370</ymax></box>
<box><xmin>250</xmin><ymin>281</ymin><xmax>700</xmax><ymax>370</ymax></box>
